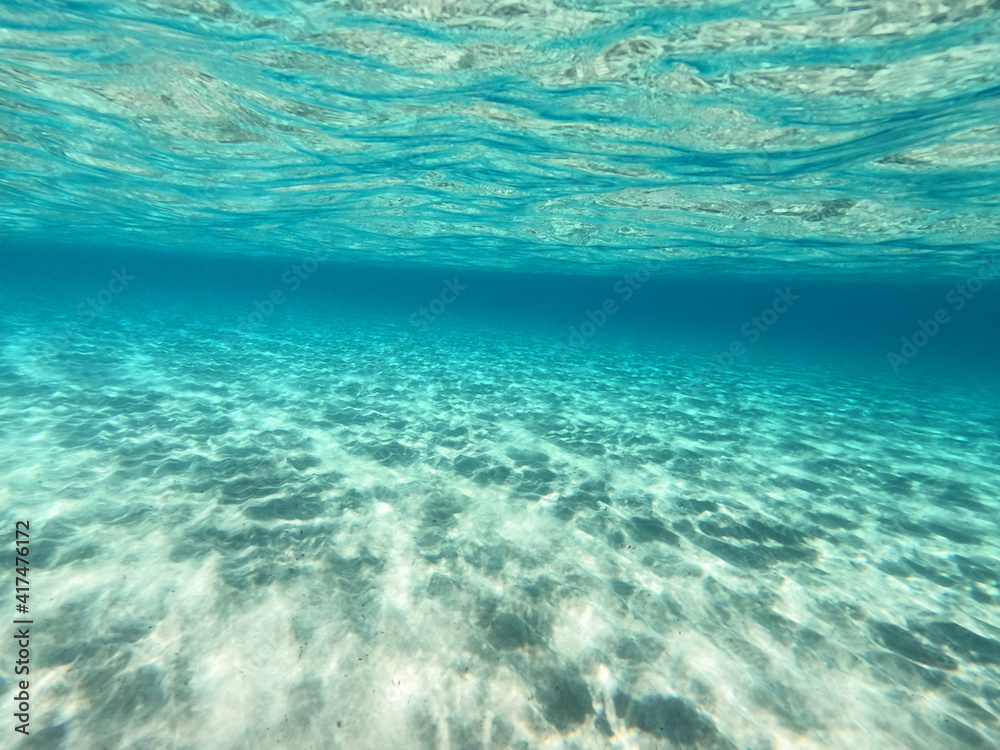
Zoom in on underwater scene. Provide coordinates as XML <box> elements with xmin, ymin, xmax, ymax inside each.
<box><xmin>1</xmin><ymin>1</ymin><xmax>999</xmax><ymax>749</ymax></box>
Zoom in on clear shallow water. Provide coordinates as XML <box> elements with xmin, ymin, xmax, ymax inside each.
<box><xmin>1</xmin><ymin>3</ymin><xmax>1000</xmax><ymax>750</ymax></box>
<box><xmin>2</xmin><ymin>259</ymin><xmax>999</xmax><ymax>749</ymax></box>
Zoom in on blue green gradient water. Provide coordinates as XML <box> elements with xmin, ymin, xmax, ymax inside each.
<box><xmin>1</xmin><ymin>2</ymin><xmax>1000</xmax><ymax>749</ymax></box>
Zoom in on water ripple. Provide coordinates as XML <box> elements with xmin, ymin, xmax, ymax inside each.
<box><xmin>0</xmin><ymin>0</ymin><xmax>998</xmax><ymax>274</ymax></box>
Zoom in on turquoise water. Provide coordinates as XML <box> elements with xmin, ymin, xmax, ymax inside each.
<box><xmin>2</xmin><ymin>3</ymin><xmax>1000</xmax><ymax>750</ymax></box>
